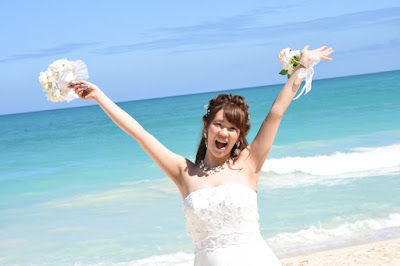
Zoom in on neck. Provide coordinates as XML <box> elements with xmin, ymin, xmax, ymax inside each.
<box><xmin>203</xmin><ymin>152</ymin><xmax>230</xmax><ymax>168</ymax></box>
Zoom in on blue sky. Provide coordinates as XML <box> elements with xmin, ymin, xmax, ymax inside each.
<box><xmin>1</xmin><ymin>0</ymin><xmax>399</xmax><ymax>115</ymax></box>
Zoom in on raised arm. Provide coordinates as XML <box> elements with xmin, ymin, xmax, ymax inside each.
<box><xmin>71</xmin><ymin>81</ymin><xmax>186</xmax><ymax>187</ymax></box>
<box><xmin>248</xmin><ymin>45</ymin><xmax>334</xmax><ymax>173</ymax></box>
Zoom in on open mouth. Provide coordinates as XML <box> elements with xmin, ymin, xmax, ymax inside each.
<box><xmin>215</xmin><ymin>140</ymin><xmax>228</xmax><ymax>150</ymax></box>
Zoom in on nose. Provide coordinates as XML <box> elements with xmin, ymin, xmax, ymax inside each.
<box><xmin>219</xmin><ymin>127</ymin><xmax>229</xmax><ymax>137</ymax></box>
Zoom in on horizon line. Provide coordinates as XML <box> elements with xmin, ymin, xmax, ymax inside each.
<box><xmin>1</xmin><ymin>69</ymin><xmax>399</xmax><ymax>117</ymax></box>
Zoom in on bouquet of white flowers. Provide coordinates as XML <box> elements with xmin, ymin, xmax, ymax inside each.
<box><xmin>39</xmin><ymin>59</ymin><xmax>89</xmax><ymax>102</ymax></box>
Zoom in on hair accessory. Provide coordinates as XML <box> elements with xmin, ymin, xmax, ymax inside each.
<box><xmin>204</xmin><ymin>105</ymin><xmax>210</xmax><ymax>116</ymax></box>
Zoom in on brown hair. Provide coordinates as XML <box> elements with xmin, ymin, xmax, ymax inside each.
<box><xmin>195</xmin><ymin>94</ymin><xmax>251</xmax><ymax>164</ymax></box>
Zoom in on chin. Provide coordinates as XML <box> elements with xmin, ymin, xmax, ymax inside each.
<box><xmin>211</xmin><ymin>148</ymin><xmax>232</xmax><ymax>158</ymax></box>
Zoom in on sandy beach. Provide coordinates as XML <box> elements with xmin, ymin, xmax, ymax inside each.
<box><xmin>280</xmin><ymin>238</ymin><xmax>400</xmax><ymax>265</ymax></box>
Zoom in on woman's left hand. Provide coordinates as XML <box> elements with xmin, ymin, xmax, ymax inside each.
<box><xmin>300</xmin><ymin>45</ymin><xmax>334</xmax><ymax>67</ymax></box>
<box><xmin>68</xmin><ymin>80</ymin><xmax>101</xmax><ymax>101</ymax></box>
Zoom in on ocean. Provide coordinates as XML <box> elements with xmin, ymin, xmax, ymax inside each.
<box><xmin>1</xmin><ymin>70</ymin><xmax>399</xmax><ymax>265</ymax></box>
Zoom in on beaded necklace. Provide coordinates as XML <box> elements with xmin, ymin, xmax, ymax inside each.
<box><xmin>199</xmin><ymin>157</ymin><xmax>231</xmax><ymax>175</ymax></box>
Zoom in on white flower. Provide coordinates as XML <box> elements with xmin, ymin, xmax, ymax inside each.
<box><xmin>279</xmin><ymin>48</ymin><xmax>290</xmax><ymax>64</ymax></box>
<box><xmin>283</xmin><ymin>63</ymin><xmax>295</xmax><ymax>75</ymax></box>
<box><xmin>46</xmin><ymin>92</ymin><xmax>59</xmax><ymax>102</ymax></box>
<box><xmin>289</xmin><ymin>50</ymin><xmax>300</xmax><ymax>58</ymax></box>
<box><xmin>38</xmin><ymin>72</ymin><xmax>49</xmax><ymax>87</ymax></box>
<box><xmin>279</xmin><ymin>48</ymin><xmax>302</xmax><ymax>77</ymax></box>
<box><xmin>49</xmin><ymin>59</ymin><xmax>70</xmax><ymax>71</ymax></box>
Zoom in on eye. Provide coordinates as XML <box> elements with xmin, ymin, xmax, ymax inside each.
<box><xmin>229</xmin><ymin>127</ymin><xmax>237</xmax><ymax>131</ymax></box>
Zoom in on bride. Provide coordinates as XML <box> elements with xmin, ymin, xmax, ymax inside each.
<box><xmin>70</xmin><ymin>45</ymin><xmax>333</xmax><ymax>265</ymax></box>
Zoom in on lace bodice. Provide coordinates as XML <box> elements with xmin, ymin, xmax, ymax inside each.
<box><xmin>182</xmin><ymin>184</ymin><xmax>264</xmax><ymax>254</ymax></box>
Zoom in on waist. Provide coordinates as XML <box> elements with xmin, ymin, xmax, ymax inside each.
<box><xmin>193</xmin><ymin>231</ymin><xmax>264</xmax><ymax>254</ymax></box>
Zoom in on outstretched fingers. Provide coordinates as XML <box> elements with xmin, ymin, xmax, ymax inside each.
<box><xmin>323</xmin><ymin>48</ymin><xmax>334</xmax><ymax>55</ymax></box>
<box><xmin>68</xmin><ymin>80</ymin><xmax>89</xmax><ymax>89</ymax></box>
<box><xmin>321</xmin><ymin>55</ymin><xmax>333</xmax><ymax>61</ymax></box>
<box><xmin>321</xmin><ymin>48</ymin><xmax>334</xmax><ymax>60</ymax></box>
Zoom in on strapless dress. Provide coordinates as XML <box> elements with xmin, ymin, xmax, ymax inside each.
<box><xmin>182</xmin><ymin>183</ymin><xmax>281</xmax><ymax>266</ymax></box>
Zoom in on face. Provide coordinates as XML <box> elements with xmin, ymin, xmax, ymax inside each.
<box><xmin>205</xmin><ymin>109</ymin><xmax>240</xmax><ymax>159</ymax></box>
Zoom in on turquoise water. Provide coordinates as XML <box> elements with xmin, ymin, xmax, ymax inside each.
<box><xmin>0</xmin><ymin>70</ymin><xmax>399</xmax><ymax>265</ymax></box>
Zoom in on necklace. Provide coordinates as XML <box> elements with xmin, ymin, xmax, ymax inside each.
<box><xmin>199</xmin><ymin>157</ymin><xmax>231</xmax><ymax>175</ymax></box>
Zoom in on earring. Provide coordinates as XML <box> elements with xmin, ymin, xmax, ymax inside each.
<box><xmin>234</xmin><ymin>141</ymin><xmax>241</xmax><ymax>156</ymax></box>
<box><xmin>204</xmin><ymin>132</ymin><xmax>208</xmax><ymax>148</ymax></box>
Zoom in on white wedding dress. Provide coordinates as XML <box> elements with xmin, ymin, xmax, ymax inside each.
<box><xmin>182</xmin><ymin>183</ymin><xmax>281</xmax><ymax>266</ymax></box>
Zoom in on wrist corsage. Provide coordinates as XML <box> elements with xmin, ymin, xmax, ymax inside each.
<box><xmin>279</xmin><ymin>48</ymin><xmax>320</xmax><ymax>100</ymax></box>
<box><xmin>39</xmin><ymin>59</ymin><xmax>89</xmax><ymax>102</ymax></box>
<box><xmin>279</xmin><ymin>48</ymin><xmax>306</xmax><ymax>78</ymax></box>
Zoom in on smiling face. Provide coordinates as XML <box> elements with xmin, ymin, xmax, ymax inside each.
<box><xmin>205</xmin><ymin>109</ymin><xmax>240</xmax><ymax>160</ymax></box>
<box><xmin>195</xmin><ymin>94</ymin><xmax>251</xmax><ymax>165</ymax></box>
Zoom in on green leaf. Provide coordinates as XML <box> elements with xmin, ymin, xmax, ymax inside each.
<box><xmin>287</xmin><ymin>74</ymin><xmax>291</xmax><ymax>78</ymax></box>
<box><xmin>279</xmin><ymin>69</ymin><xmax>288</xmax><ymax>75</ymax></box>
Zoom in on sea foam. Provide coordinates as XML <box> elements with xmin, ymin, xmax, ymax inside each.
<box><xmin>267</xmin><ymin>213</ymin><xmax>400</xmax><ymax>257</ymax></box>
<box><xmin>259</xmin><ymin>144</ymin><xmax>400</xmax><ymax>188</ymax></box>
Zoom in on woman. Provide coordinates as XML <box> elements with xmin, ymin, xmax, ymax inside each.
<box><xmin>70</xmin><ymin>45</ymin><xmax>333</xmax><ymax>265</ymax></box>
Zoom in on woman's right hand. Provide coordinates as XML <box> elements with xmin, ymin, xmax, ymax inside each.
<box><xmin>299</xmin><ymin>45</ymin><xmax>334</xmax><ymax>67</ymax></box>
<box><xmin>68</xmin><ymin>80</ymin><xmax>102</xmax><ymax>101</ymax></box>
